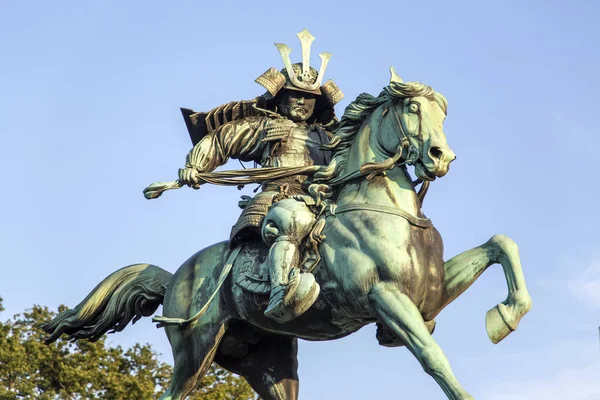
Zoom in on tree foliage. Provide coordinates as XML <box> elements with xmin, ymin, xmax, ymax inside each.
<box><xmin>0</xmin><ymin>297</ymin><xmax>256</xmax><ymax>399</ymax></box>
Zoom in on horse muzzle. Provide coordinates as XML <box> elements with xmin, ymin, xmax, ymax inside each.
<box><xmin>421</xmin><ymin>143</ymin><xmax>456</xmax><ymax>178</ymax></box>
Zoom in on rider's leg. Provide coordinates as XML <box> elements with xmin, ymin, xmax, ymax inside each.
<box><xmin>441</xmin><ymin>234</ymin><xmax>532</xmax><ymax>343</ymax></box>
<box><xmin>262</xmin><ymin>200</ymin><xmax>320</xmax><ymax>323</ymax></box>
<box><xmin>265</xmin><ymin>237</ymin><xmax>297</xmax><ymax>314</ymax></box>
<box><xmin>369</xmin><ymin>285</ymin><xmax>474</xmax><ymax>400</ymax></box>
<box><xmin>264</xmin><ymin>237</ymin><xmax>320</xmax><ymax>323</ymax></box>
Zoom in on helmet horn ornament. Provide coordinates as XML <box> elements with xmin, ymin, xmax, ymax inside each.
<box><xmin>275</xmin><ymin>29</ymin><xmax>330</xmax><ymax>91</ymax></box>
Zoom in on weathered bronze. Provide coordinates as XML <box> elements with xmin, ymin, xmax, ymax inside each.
<box><xmin>42</xmin><ymin>30</ymin><xmax>532</xmax><ymax>400</ymax></box>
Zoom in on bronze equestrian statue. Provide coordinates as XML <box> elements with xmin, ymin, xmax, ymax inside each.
<box><xmin>42</xmin><ymin>30</ymin><xmax>532</xmax><ymax>400</ymax></box>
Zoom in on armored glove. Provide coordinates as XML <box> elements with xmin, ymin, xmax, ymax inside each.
<box><xmin>178</xmin><ymin>167</ymin><xmax>201</xmax><ymax>189</ymax></box>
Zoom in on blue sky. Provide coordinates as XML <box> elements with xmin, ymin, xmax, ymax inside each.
<box><xmin>1</xmin><ymin>1</ymin><xmax>599</xmax><ymax>399</ymax></box>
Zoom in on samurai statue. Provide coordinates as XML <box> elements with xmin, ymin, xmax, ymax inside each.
<box><xmin>177</xmin><ymin>29</ymin><xmax>344</xmax><ymax>323</ymax></box>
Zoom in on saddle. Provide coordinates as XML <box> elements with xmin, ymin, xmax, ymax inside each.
<box><xmin>233</xmin><ymin>221</ymin><xmax>325</xmax><ymax>296</ymax></box>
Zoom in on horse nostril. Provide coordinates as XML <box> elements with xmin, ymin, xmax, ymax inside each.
<box><xmin>429</xmin><ymin>146</ymin><xmax>443</xmax><ymax>160</ymax></box>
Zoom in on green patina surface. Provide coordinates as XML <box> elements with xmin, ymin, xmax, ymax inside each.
<box><xmin>42</xmin><ymin>31</ymin><xmax>531</xmax><ymax>400</ymax></box>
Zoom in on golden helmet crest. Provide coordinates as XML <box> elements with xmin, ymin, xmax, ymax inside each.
<box><xmin>255</xmin><ymin>29</ymin><xmax>343</xmax><ymax>106</ymax></box>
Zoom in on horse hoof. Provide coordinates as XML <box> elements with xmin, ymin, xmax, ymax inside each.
<box><xmin>485</xmin><ymin>304</ymin><xmax>514</xmax><ymax>344</ymax></box>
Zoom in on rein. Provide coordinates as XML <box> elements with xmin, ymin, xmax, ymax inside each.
<box><xmin>145</xmin><ymin>101</ymin><xmax>432</xmax><ymax>228</ymax></box>
<box><xmin>323</xmin><ymin>101</ymin><xmax>433</xmax><ymax>229</ymax></box>
<box><xmin>328</xmin><ymin>102</ymin><xmax>420</xmax><ymax>187</ymax></box>
<box><xmin>332</xmin><ymin>203</ymin><xmax>432</xmax><ymax>228</ymax></box>
<box><xmin>143</xmin><ymin>165</ymin><xmax>321</xmax><ymax>200</ymax></box>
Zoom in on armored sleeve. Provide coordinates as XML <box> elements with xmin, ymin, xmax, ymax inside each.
<box><xmin>185</xmin><ymin>116</ymin><xmax>268</xmax><ymax>172</ymax></box>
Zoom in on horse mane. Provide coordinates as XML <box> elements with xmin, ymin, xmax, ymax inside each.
<box><xmin>315</xmin><ymin>81</ymin><xmax>447</xmax><ymax>182</ymax></box>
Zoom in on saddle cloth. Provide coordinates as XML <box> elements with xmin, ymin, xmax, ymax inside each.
<box><xmin>233</xmin><ymin>242</ymin><xmax>271</xmax><ymax>295</ymax></box>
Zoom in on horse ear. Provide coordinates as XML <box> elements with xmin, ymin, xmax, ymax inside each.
<box><xmin>389</xmin><ymin>66</ymin><xmax>403</xmax><ymax>83</ymax></box>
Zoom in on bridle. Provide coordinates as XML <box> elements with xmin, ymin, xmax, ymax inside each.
<box><xmin>386</xmin><ymin>100</ymin><xmax>431</xmax><ymax>204</ymax></box>
<box><xmin>388</xmin><ymin>101</ymin><xmax>421</xmax><ymax>167</ymax></box>
<box><xmin>325</xmin><ymin>99</ymin><xmax>424</xmax><ymax>186</ymax></box>
<box><xmin>321</xmin><ymin>99</ymin><xmax>433</xmax><ymax>229</ymax></box>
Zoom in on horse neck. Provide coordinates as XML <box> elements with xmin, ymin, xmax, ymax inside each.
<box><xmin>337</xmin><ymin>108</ymin><xmax>420</xmax><ymax>215</ymax></box>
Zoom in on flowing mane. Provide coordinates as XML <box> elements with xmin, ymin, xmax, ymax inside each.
<box><xmin>315</xmin><ymin>81</ymin><xmax>447</xmax><ymax>182</ymax></box>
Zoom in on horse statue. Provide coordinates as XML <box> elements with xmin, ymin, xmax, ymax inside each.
<box><xmin>41</xmin><ymin>70</ymin><xmax>532</xmax><ymax>400</ymax></box>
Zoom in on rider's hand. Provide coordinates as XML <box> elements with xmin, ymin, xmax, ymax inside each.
<box><xmin>178</xmin><ymin>167</ymin><xmax>201</xmax><ymax>189</ymax></box>
<box><xmin>263</xmin><ymin>118</ymin><xmax>296</xmax><ymax>140</ymax></box>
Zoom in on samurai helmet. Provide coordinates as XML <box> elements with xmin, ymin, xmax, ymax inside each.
<box><xmin>255</xmin><ymin>29</ymin><xmax>343</xmax><ymax>106</ymax></box>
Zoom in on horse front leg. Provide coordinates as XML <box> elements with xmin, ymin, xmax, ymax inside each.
<box><xmin>370</xmin><ymin>285</ymin><xmax>474</xmax><ymax>400</ymax></box>
<box><xmin>441</xmin><ymin>234</ymin><xmax>532</xmax><ymax>344</ymax></box>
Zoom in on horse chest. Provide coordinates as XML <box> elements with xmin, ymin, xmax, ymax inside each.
<box><xmin>400</xmin><ymin>226</ymin><xmax>446</xmax><ymax>315</ymax></box>
<box><xmin>323</xmin><ymin>213</ymin><xmax>445</xmax><ymax>315</ymax></box>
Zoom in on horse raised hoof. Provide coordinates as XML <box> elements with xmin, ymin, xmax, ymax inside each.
<box><xmin>486</xmin><ymin>290</ymin><xmax>532</xmax><ymax>344</ymax></box>
<box><xmin>485</xmin><ymin>304</ymin><xmax>513</xmax><ymax>344</ymax></box>
<box><xmin>265</xmin><ymin>269</ymin><xmax>320</xmax><ymax>324</ymax></box>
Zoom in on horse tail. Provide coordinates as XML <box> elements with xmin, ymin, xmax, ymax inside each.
<box><xmin>40</xmin><ymin>264</ymin><xmax>173</xmax><ymax>343</ymax></box>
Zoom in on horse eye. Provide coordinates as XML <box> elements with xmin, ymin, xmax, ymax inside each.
<box><xmin>409</xmin><ymin>103</ymin><xmax>420</xmax><ymax>114</ymax></box>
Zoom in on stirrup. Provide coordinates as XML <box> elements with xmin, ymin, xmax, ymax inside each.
<box><xmin>264</xmin><ymin>269</ymin><xmax>320</xmax><ymax>323</ymax></box>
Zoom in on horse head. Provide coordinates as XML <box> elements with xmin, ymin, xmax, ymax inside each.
<box><xmin>316</xmin><ymin>69</ymin><xmax>455</xmax><ymax>187</ymax></box>
<box><xmin>386</xmin><ymin>67</ymin><xmax>455</xmax><ymax>181</ymax></box>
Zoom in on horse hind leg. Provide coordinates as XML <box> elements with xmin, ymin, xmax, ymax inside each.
<box><xmin>440</xmin><ymin>234</ymin><xmax>532</xmax><ymax>344</ymax></box>
<box><xmin>370</xmin><ymin>285</ymin><xmax>473</xmax><ymax>400</ymax></box>
<box><xmin>215</xmin><ymin>331</ymin><xmax>299</xmax><ymax>400</ymax></box>
<box><xmin>159</xmin><ymin>318</ymin><xmax>228</xmax><ymax>400</ymax></box>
